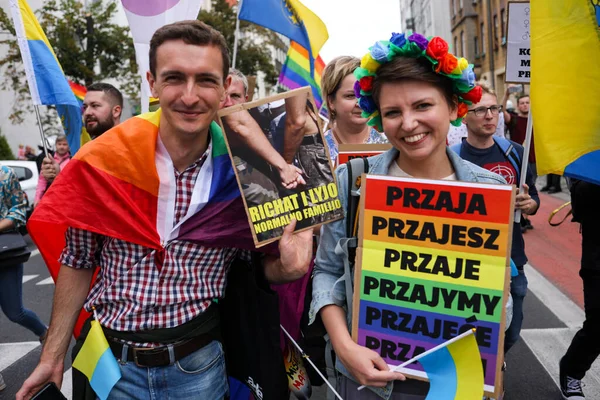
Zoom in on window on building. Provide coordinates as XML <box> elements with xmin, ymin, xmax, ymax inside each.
<box><xmin>474</xmin><ymin>36</ymin><xmax>479</xmax><ymax>55</ymax></box>
<box><xmin>481</xmin><ymin>22</ymin><xmax>486</xmax><ymax>54</ymax></box>
<box><xmin>493</xmin><ymin>14</ymin><xmax>499</xmax><ymax>48</ymax></box>
<box><xmin>459</xmin><ymin>0</ymin><xmax>463</xmax><ymax>9</ymax></box>
<box><xmin>451</xmin><ymin>0</ymin><xmax>455</xmax><ymax>15</ymax></box>
<box><xmin>461</xmin><ymin>31</ymin><xmax>466</xmax><ymax>57</ymax></box>
<box><xmin>501</xmin><ymin>8</ymin><xmax>506</xmax><ymax>39</ymax></box>
<box><xmin>454</xmin><ymin>36</ymin><xmax>458</xmax><ymax>55</ymax></box>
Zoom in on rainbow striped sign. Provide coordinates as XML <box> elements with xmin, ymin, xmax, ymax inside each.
<box><xmin>352</xmin><ymin>175</ymin><xmax>514</xmax><ymax>398</ymax></box>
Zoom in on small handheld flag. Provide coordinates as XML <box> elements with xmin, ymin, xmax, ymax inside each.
<box><xmin>72</xmin><ymin>309</ymin><xmax>121</xmax><ymax>400</ymax></box>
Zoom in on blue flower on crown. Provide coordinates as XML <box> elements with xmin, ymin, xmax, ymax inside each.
<box><xmin>370</xmin><ymin>41</ymin><xmax>390</xmax><ymax>63</ymax></box>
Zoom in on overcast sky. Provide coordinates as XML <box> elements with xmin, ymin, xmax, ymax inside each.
<box><xmin>300</xmin><ymin>0</ymin><xmax>402</xmax><ymax>63</ymax></box>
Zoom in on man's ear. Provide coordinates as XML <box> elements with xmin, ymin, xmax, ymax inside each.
<box><xmin>147</xmin><ymin>70</ymin><xmax>159</xmax><ymax>98</ymax></box>
<box><xmin>112</xmin><ymin>105</ymin><xmax>122</xmax><ymax>120</ymax></box>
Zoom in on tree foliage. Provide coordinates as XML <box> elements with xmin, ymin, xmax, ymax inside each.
<box><xmin>0</xmin><ymin>132</ymin><xmax>15</xmax><ymax>160</ymax></box>
<box><xmin>0</xmin><ymin>0</ymin><xmax>139</xmax><ymax>125</ymax></box>
<box><xmin>199</xmin><ymin>0</ymin><xmax>280</xmax><ymax>90</ymax></box>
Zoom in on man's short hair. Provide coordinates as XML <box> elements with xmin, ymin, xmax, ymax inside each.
<box><xmin>517</xmin><ymin>94</ymin><xmax>530</xmax><ymax>104</ymax></box>
<box><xmin>87</xmin><ymin>82</ymin><xmax>123</xmax><ymax>108</ymax></box>
<box><xmin>229</xmin><ymin>68</ymin><xmax>248</xmax><ymax>95</ymax></box>
<box><xmin>476</xmin><ymin>81</ymin><xmax>496</xmax><ymax>97</ymax></box>
<box><xmin>149</xmin><ymin>20</ymin><xmax>230</xmax><ymax>82</ymax></box>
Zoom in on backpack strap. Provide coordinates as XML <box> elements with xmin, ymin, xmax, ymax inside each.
<box><xmin>493</xmin><ymin>136</ymin><xmax>522</xmax><ymax>183</ymax></box>
<box><xmin>346</xmin><ymin>157</ymin><xmax>369</xmax><ymax>238</ymax></box>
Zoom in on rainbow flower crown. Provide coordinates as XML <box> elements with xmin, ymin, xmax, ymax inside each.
<box><xmin>354</xmin><ymin>32</ymin><xmax>483</xmax><ymax>132</ymax></box>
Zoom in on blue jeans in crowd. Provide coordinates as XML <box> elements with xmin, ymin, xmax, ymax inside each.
<box><xmin>0</xmin><ymin>263</ymin><xmax>47</xmax><ymax>337</ymax></box>
<box><xmin>107</xmin><ymin>340</ymin><xmax>228</xmax><ymax>400</ymax></box>
<box><xmin>505</xmin><ymin>269</ymin><xmax>528</xmax><ymax>353</ymax></box>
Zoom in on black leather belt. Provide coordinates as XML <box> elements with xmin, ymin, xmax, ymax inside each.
<box><xmin>108</xmin><ymin>333</ymin><xmax>214</xmax><ymax>367</ymax></box>
<box><xmin>301</xmin><ymin>133</ymin><xmax>323</xmax><ymax>146</ymax></box>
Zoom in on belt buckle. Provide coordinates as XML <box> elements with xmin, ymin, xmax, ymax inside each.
<box><xmin>132</xmin><ymin>347</ymin><xmax>152</xmax><ymax>367</ymax></box>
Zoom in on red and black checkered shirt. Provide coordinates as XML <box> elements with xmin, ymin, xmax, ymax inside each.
<box><xmin>59</xmin><ymin>152</ymin><xmax>245</xmax><ymax>344</ymax></box>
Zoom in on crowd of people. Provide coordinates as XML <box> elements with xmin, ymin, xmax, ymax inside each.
<box><xmin>0</xmin><ymin>18</ymin><xmax>597</xmax><ymax>400</ymax></box>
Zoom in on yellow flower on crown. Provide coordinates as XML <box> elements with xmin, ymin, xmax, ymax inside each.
<box><xmin>361</xmin><ymin>53</ymin><xmax>381</xmax><ymax>73</ymax></box>
<box><xmin>451</xmin><ymin>57</ymin><xmax>469</xmax><ymax>75</ymax></box>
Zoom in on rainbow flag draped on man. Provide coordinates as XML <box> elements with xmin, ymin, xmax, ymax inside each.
<box><xmin>28</xmin><ymin>110</ymin><xmax>255</xmax><ymax>337</ymax></box>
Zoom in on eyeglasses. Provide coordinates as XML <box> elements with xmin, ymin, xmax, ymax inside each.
<box><xmin>467</xmin><ymin>105</ymin><xmax>503</xmax><ymax>117</ymax></box>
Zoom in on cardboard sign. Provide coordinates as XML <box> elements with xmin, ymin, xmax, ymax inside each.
<box><xmin>506</xmin><ymin>2</ymin><xmax>531</xmax><ymax>83</ymax></box>
<box><xmin>218</xmin><ymin>87</ymin><xmax>343</xmax><ymax>247</ymax></box>
<box><xmin>337</xmin><ymin>144</ymin><xmax>393</xmax><ymax>166</ymax></box>
<box><xmin>352</xmin><ymin>175</ymin><xmax>515</xmax><ymax>397</ymax></box>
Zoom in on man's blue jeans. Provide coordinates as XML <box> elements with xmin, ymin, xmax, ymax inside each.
<box><xmin>106</xmin><ymin>340</ymin><xmax>228</xmax><ymax>400</ymax></box>
<box><xmin>0</xmin><ymin>263</ymin><xmax>47</xmax><ymax>337</ymax></box>
<box><xmin>505</xmin><ymin>269</ymin><xmax>528</xmax><ymax>353</ymax></box>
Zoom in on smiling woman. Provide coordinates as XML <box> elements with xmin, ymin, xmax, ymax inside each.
<box><xmin>311</xmin><ymin>32</ymin><xmax>508</xmax><ymax>400</ymax></box>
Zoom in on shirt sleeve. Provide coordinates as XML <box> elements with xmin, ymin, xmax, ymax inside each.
<box><xmin>3</xmin><ymin>167</ymin><xmax>27</xmax><ymax>228</ymax></box>
<box><xmin>59</xmin><ymin>227</ymin><xmax>102</xmax><ymax>269</ymax></box>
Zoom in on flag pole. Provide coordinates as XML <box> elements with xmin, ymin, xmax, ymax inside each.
<box><xmin>515</xmin><ymin>110</ymin><xmax>533</xmax><ymax>223</ymax></box>
<box><xmin>280</xmin><ymin>325</ymin><xmax>344</xmax><ymax>400</ymax></box>
<box><xmin>357</xmin><ymin>328</ymin><xmax>476</xmax><ymax>391</ymax></box>
<box><xmin>34</xmin><ymin>106</ymin><xmax>49</xmax><ymax>158</ymax></box>
<box><xmin>232</xmin><ymin>0</ymin><xmax>242</xmax><ymax>68</ymax></box>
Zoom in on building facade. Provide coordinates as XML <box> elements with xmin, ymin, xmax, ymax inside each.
<box><xmin>399</xmin><ymin>0</ymin><xmax>452</xmax><ymax>45</ymax></box>
<box><xmin>450</xmin><ymin>0</ymin><xmax>528</xmax><ymax>96</ymax></box>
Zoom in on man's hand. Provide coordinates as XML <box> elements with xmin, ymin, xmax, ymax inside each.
<box><xmin>278</xmin><ymin>164</ymin><xmax>306</xmax><ymax>189</ymax></box>
<box><xmin>516</xmin><ymin>183</ymin><xmax>538</xmax><ymax>215</ymax></box>
<box><xmin>264</xmin><ymin>219</ymin><xmax>313</xmax><ymax>283</ymax></box>
<box><xmin>41</xmin><ymin>157</ymin><xmax>59</xmax><ymax>181</ymax></box>
<box><xmin>16</xmin><ymin>360</ymin><xmax>64</xmax><ymax>400</ymax></box>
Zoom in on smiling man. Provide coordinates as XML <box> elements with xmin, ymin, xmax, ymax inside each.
<box><xmin>18</xmin><ymin>20</ymin><xmax>312</xmax><ymax>400</ymax></box>
<box><xmin>83</xmin><ymin>83</ymin><xmax>123</xmax><ymax>139</ymax></box>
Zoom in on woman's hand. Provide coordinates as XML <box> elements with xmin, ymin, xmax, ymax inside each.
<box><xmin>335</xmin><ymin>339</ymin><xmax>406</xmax><ymax>388</ymax></box>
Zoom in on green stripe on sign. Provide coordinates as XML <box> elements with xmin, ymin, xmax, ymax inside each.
<box><xmin>359</xmin><ymin>270</ymin><xmax>505</xmax><ymax>323</ymax></box>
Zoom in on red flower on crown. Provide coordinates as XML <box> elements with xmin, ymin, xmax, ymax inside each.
<box><xmin>457</xmin><ymin>102</ymin><xmax>469</xmax><ymax>118</ymax></box>
<box><xmin>426</xmin><ymin>37</ymin><xmax>449</xmax><ymax>61</ymax></box>
<box><xmin>359</xmin><ymin>76</ymin><xmax>374</xmax><ymax>92</ymax></box>
<box><xmin>461</xmin><ymin>86</ymin><xmax>483</xmax><ymax>104</ymax></box>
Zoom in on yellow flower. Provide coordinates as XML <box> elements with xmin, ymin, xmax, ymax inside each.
<box><xmin>361</xmin><ymin>53</ymin><xmax>381</xmax><ymax>73</ymax></box>
<box><xmin>451</xmin><ymin>57</ymin><xmax>469</xmax><ymax>75</ymax></box>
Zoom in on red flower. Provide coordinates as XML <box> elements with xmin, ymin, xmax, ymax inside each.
<box><xmin>457</xmin><ymin>102</ymin><xmax>469</xmax><ymax>118</ymax></box>
<box><xmin>436</xmin><ymin>53</ymin><xmax>458</xmax><ymax>74</ymax></box>
<box><xmin>461</xmin><ymin>86</ymin><xmax>483</xmax><ymax>104</ymax></box>
<box><xmin>359</xmin><ymin>76</ymin><xmax>374</xmax><ymax>92</ymax></box>
<box><xmin>426</xmin><ymin>37</ymin><xmax>449</xmax><ymax>61</ymax></box>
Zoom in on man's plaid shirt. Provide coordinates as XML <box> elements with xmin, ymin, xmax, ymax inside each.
<box><xmin>59</xmin><ymin>151</ymin><xmax>245</xmax><ymax>342</ymax></box>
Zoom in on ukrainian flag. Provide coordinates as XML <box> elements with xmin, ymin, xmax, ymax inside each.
<box><xmin>239</xmin><ymin>0</ymin><xmax>328</xmax><ymax>72</ymax></box>
<box><xmin>9</xmin><ymin>0</ymin><xmax>84</xmax><ymax>153</ymax></box>
<box><xmin>531</xmin><ymin>0</ymin><xmax>600</xmax><ymax>185</ymax></box>
<box><xmin>72</xmin><ymin>319</ymin><xmax>121</xmax><ymax>400</ymax></box>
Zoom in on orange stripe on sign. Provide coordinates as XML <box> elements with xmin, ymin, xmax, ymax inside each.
<box><xmin>362</xmin><ymin>209</ymin><xmax>510</xmax><ymax>258</ymax></box>
<box><xmin>74</xmin><ymin>116</ymin><xmax>160</xmax><ymax>196</ymax></box>
<box><xmin>363</xmin><ymin>177</ymin><xmax>513</xmax><ymax>224</ymax></box>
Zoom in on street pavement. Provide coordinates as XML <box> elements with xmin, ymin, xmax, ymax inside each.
<box><xmin>1</xmin><ymin>176</ymin><xmax>599</xmax><ymax>400</ymax></box>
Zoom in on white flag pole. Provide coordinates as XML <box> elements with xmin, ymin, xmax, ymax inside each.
<box><xmin>515</xmin><ymin>110</ymin><xmax>533</xmax><ymax>223</ymax></box>
<box><xmin>357</xmin><ymin>328</ymin><xmax>476</xmax><ymax>391</ymax></box>
<box><xmin>232</xmin><ymin>0</ymin><xmax>242</xmax><ymax>68</ymax></box>
<box><xmin>280</xmin><ymin>325</ymin><xmax>344</xmax><ymax>400</ymax></box>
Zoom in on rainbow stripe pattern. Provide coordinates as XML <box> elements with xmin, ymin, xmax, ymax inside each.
<box><xmin>279</xmin><ymin>41</ymin><xmax>325</xmax><ymax>109</ymax></box>
<box><xmin>28</xmin><ymin>110</ymin><xmax>256</xmax><ymax>337</ymax></box>
<box><xmin>419</xmin><ymin>330</ymin><xmax>484</xmax><ymax>399</ymax></box>
<box><xmin>72</xmin><ymin>320</ymin><xmax>121</xmax><ymax>400</ymax></box>
<box><xmin>9</xmin><ymin>0</ymin><xmax>83</xmax><ymax>153</ymax></box>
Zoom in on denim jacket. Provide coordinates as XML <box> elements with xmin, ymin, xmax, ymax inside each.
<box><xmin>309</xmin><ymin>147</ymin><xmax>506</xmax><ymax>399</ymax></box>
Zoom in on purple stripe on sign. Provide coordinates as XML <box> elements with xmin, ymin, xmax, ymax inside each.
<box><xmin>357</xmin><ymin>300</ymin><xmax>500</xmax><ymax>354</ymax></box>
<box><xmin>357</xmin><ymin>328</ymin><xmax>497</xmax><ymax>387</ymax></box>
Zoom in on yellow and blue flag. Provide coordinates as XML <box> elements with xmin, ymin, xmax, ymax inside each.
<box><xmin>531</xmin><ymin>0</ymin><xmax>600</xmax><ymax>185</ymax></box>
<box><xmin>419</xmin><ymin>330</ymin><xmax>484</xmax><ymax>399</ymax></box>
<box><xmin>72</xmin><ymin>318</ymin><xmax>121</xmax><ymax>400</ymax></box>
<box><xmin>239</xmin><ymin>0</ymin><xmax>328</xmax><ymax>72</ymax></box>
<box><xmin>9</xmin><ymin>0</ymin><xmax>84</xmax><ymax>154</ymax></box>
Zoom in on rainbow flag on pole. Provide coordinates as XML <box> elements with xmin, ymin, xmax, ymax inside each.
<box><xmin>72</xmin><ymin>313</ymin><xmax>121</xmax><ymax>400</ymax></box>
<box><xmin>9</xmin><ymin>0</ymin><xmax>84</xmax><ymax>153</ymax></box>
<box><xmin>531</xmin><ymin>0</ymin><xmax>600</xmax><ymax>184</ymax></box>
<box><xmin>279</xmin><ymin>41</ymin><xmax>325</xmax><ymax>109</ymax></box>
